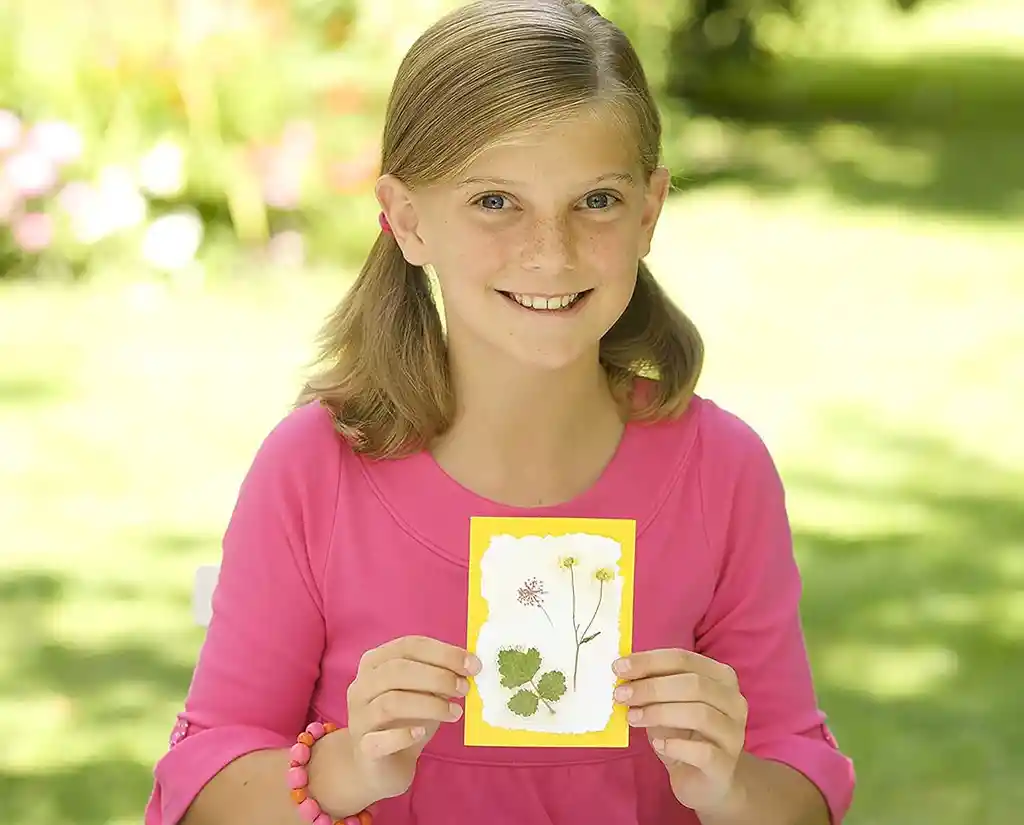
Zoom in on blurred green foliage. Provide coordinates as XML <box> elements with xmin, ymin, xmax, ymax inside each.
<box><xmin>1</xmin><ymin>0</ymin><xmax>984</xmax><ymax>281</ymax></box>
<box><xmin>0</xmin><ymin>0</ymin><xmax>386</xmax><ymax>278</ymax></box>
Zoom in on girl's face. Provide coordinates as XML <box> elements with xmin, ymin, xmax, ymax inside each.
<box><xmin>380</xmin><ymin>106</ymin><xmax>670</xmax><ymax>374</ymax></box>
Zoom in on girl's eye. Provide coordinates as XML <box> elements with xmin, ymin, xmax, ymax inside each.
<box><xmin>477</xmin><ymin>194</ymin><xmax>507</xmax><ymax>210</ymax></box>
<box><xmin>584</xmin><ymin>192</ymin><xmax>617</xmax><ymax>210</ymax></box>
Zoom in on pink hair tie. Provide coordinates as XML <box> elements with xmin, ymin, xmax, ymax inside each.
<box><xmin>378</xmin><ymin>212</ymin><xmax>392</xmax><ymax>234</ymax></box>
<box><xmin>288</xmin><ymin>722</ymin><xmax>373</xmax><ymax>825</ymax></box>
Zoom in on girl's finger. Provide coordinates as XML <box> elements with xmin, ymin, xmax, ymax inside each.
<box><xmin>358</xmin><ymin>726</ymin><xmax>428</xmax><ymax>759</ymax></box>
<box><xmin>364</xmin><ymin>689</ymin><xmax>463</xmax><ymax>731</ymax></box>
<box><xmin>629</xmin><ymin>701</ymin><xmax>742</xmax><ymax>755</ymax></box>
<box><xmin>617</xmin><ymin>649</ymin><xmax>737</xmax><ymax>686</ymax></box>
<box><xmin>355</xmin><ymin>658</ymin><xmax>470</xmax><ymax>705</ymax></box>
<box><xmin>652</xmin><ymin>735</ymin><xmax>730</xmax><ymax>778</ymax></box>
<box><xmin>616</xmin><ymin>673</ymin><xmax>747</xmax><ymax>721</ymax></box>
<box><xmin>358</xmin><ymin>636</ymin><xmax>480</xmax><ymax>678</ymax></box>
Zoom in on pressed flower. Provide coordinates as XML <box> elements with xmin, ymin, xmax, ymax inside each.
<box><xmin>516</xmin><ymin>577</ymin><xmax>554</xmax><ymax>627</ymax></box>
<box><xmin>594</xmin><ymin>567</ymin><xmax>616</xmax><ymax>582</ymax></box>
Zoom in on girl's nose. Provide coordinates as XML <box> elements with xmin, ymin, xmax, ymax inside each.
<box><xmin>521</xmin><ymin>216</ymin><xmax>576</xmax><ymax>276</ymax></box>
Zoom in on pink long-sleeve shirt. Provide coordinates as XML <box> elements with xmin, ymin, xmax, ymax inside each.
<box><xmin>146</xmin><ymin>395</ymin><xmax>855</xmax><ymax>824</ymax></box>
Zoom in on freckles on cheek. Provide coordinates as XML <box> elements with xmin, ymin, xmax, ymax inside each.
<box><xmin>581</xmin><ymin>229</ymin><xmax>631</xmax><ymax>271</ymax></box>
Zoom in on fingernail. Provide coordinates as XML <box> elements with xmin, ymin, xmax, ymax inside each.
<box><xmin>455</xmin><ymin>678</ymin><xmax>470</xmax><ymax>696</ymax></box>
<box><xmin>613</xmin><ymin>658</ymin><xmax>631</xmax><ymax>675</ymax></box>
<box><xmin>465</xmin><ymin>655</ymin><xmax>482</xmax><ymax>675</ymax></box>
<box><xmin>614</xmin><ymin>685</ymin><xmax>632</xmax><ymax>702</ymax></box>
<box><xmin>652</xmin><ymin>737</ymin><xmax>666</xmax><ymax>752</ymax></box>
<box><xmin>411</xmin><ymin>726</ymin><xmax>426</xmax><ymax>740</ymax></box>
<box><xmin>628</xmin><ymin>708</ymin><xmax>642</xmax><ymax>724</ymax></box>
<box><xmin>448</xmin><ymin>702</ymin><xmax>463</xmax><ymax>720</ymax></box>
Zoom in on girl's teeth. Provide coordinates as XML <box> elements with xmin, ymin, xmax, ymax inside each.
<box><xmin>511</xmin><ymin>292</ymin><xmax>580</xmax><ymax>310</ymax></box>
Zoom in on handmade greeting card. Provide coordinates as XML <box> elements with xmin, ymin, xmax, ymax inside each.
<box><xmin>465</xmin><ymin>517</ymin><xmax>636</xmax><ymax>748</ymax></box>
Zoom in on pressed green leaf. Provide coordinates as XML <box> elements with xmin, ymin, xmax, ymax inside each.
<box><xmin>536</xmin><ymin>670</ymin><xmax>567</xmax><ymax>702</ymax></box>
<box><xmin>507</xmin><ymin>688</ymin><xmax>540</xmax><ymax>717</ymax></box>
<box><xmin>580</xmin><ymin>632</ymin><xmax>601</xmax><ymax>645</ymax></box>
<box><xmin>497</xmin><ymin>647</ymin><xmax>542</xmax><ymax>688</ymax></box>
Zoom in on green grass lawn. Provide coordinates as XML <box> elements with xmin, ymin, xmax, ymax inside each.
<box><xmin>2</xmin><ymin>180</ymin><xmax>1021</xmax><ymax>824</ymax></box>
<box><xmin>3</xmin><ymin>3</ymin><xmax>1024</xmax><ymax>821</ymax></box>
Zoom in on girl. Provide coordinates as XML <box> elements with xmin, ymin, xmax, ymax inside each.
<box><xmin>146</xmin><ymin>1</ymin><xmax>855</xmax><ymax>823</ymax></box>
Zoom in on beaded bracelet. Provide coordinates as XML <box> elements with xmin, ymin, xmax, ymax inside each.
<box><xmin>288</xmin><ymin>722</ymin><xmax>373</xmax><ymax>825</ymax></box>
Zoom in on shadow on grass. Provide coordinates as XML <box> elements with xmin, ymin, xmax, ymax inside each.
<box><xmin>0</xmin><ymin>757</ymin><xmax>159</xmax><ymax>825</ymax></box>
<box><xmin>0</xmin><ymin>545</ymin><xmax>205</xmax><ymax>824</ymax></box>
<box><xmin>0</xmin><ymin>375</ymin><xmax>65</xmax><ymax>405</ymax></box>
<box><xmin>789</xmin><ymin>424</ymin><xmax>1024</xmax><ymax>825</ymax></box>
<box><xmin>665</xmin><ymin>52</ymin><xmax>1024</xmax><ymax>222</ymax></box>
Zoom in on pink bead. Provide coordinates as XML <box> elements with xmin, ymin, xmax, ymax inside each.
<box><xmin>343</xmin><ymin>818</ymin><xmax>362</xmax><ymax>825</ymax></box>
<box><xmin>287</xmin><ymin>765</ymin><xmax>308</xmax><ymax>789</ymax></box>
<box><xmin>298</xmin><ymin>798</ymin><xmax>322</xmax><ymax>822</ymax></box>
<box><xmin>290</xmin><ymin>742</ymin><xmax>311</xmax><ymax>765</ymax></box>
<box><xmin>305</xmin><ymin>721</ymin><xmax>326</xmax><ymax>740</ymax></box>
<box><xmin>313</xmin><ymin>815</ymin><xmax>332</xmax><ymax>825</ymax></box>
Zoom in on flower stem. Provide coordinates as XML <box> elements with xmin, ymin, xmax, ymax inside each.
<box><xmin>573</xmin><ymin>580</ymin><xmax>604</xmax><ymax>692</ymax></box>
<box><xmin>569</xmin><ymin>565</ymin><xmax>579</xmax><ymax>690</ymax></box>
<box><xmin>580</xmin><ymin>581</ymin><xmax>605</xmax><ymax>643</ymax></box>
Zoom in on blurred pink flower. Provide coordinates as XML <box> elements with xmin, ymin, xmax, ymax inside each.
<box><xmin>256</xmin><ymin>121</ymin><xmax>319</xmax><ymax>210</ymax></box>
<box><xmin>58</xmin><ymin>180</ymin><xmax>93</xmax><ymax>214</ymax></box>
<box><xmin>27</xmin><ymin>120</ymin><xmax>84</xmax><ymax>166</ymax></box>
<box><xmin>0</xmin><ymin>110</ymin><xmax>21</xmax><ymax>153</ymax></box>
<box><xmin>262</xmin><ymin>164</ymin><xmax>302</xmax><ymax>210</ymax></box>
<box><xmin>0</xmin><ymin>180</ymin><xmax>18</xmax><ymax>224</ymax></box>
<box><xmin>328</xmin><ymin>144</ymin><xmax>380</xmax><ymax>194</ymax></box>
<box><xmin>281</xmin><ymin>120</ymin><xmax>317</xmax><ymax>157</ymax></box>
<box><xmin>3</xmin><ymin>149</ymin><xmax>58</xmax><ymax>198</ymax></box>
<box><xmin>12</xmin><ymin>212</ymin><xmax>54</xmax><ymax>253</ymax></box>
<box><xmin>267</xmin><ymin>230</ymin><xmax>305</xmax><ymax>269</ymax></box>
<box><xmin>58</xmin><ymin>181</ymin><xmax>107</xmax><ymax>243</ymax></box>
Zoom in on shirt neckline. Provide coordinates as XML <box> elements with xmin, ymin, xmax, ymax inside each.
<box><xmin>356</xmin><ymin>396</ymin><xmax>704</xmax><ymax>567</ymax></box>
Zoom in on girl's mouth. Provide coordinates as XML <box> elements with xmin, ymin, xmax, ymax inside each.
<box><xmin>497</xmin><ymin>289</ymin><xmax>593</xmax><ymax>313</ymax></box>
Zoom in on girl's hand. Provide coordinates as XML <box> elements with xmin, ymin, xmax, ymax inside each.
<box><xmin>612</xmin><ymin>649</ymin><xmax>748</xmax><ymax>815</ymax></box>
<box><xmin>346</xmin><ymin>636</ymin><xmax>481</xmax><ymax>802</ymax></box>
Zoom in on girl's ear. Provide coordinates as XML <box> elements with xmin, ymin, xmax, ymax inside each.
<box><xmin>638</xmin><ymin>166</ymin><xmax>670</xmax><ymax>259</ymax></box>
<box><xmin>376</xmin><ymin>175</ymin><xmax>429</xmax><ymax>266</ymax></box>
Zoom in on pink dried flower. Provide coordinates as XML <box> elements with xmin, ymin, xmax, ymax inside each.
<box><xmin>516</xmin><ymin>578</ymin><xmax>554</xmax><ymax>627</ymax></box>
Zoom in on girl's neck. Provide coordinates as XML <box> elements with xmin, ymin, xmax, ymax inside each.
<box><xmin>430</xmin><ymin>354</ymin><xmax>627</xmax><ymax>508</ymax></box>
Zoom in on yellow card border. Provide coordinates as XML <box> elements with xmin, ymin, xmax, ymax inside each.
<box><xmin>465</xmin><ymin>516</ymin><xmax>636</xmax><ymax>748</ymax></box>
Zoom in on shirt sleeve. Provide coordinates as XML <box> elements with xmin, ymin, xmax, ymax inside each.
<box><xmin>694</xmin><ymin>418</ymin><xmax>855</xmax><ymax>824</ymax></box>
<box><xmin>145</xmin><ymin>404</ymin><xmax>342</xmax><ymax>825</ymax></box>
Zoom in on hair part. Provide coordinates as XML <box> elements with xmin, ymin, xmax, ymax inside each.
<box><xmin>298</xmin><ymin>0</ymin><xmax>704</xmax><ymax>457</ymax></box>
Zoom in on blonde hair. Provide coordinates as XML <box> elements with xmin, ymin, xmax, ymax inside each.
<box><xmin>298</xmin><ymin>0</ymin><xmax>704</xmax><ymax>457</ymax></box>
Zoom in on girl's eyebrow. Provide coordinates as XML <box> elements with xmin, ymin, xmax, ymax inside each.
<box><xmin>455</xmin><ymin>172</ymin><xmax>635</xmax><ymax>188</ymax></box>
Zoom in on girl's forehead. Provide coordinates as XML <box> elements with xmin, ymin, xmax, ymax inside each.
<box><xmin>458</xmin><ymin>112</ymin><xmax>641</xmax><ymax>183</ymax></box>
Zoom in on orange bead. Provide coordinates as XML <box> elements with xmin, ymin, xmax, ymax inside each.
<box><xmin>358</xmin><ymin>811</ymin><xmax>373</xmax><ymax>825</ymax></box>
<box><xmin>290</xmin><ymin>788</ymin><xmax>307</xmax><ymax>804</ymax></box>
<box><xmin>323</xmin><ymin>722</ymin><xmax>339</xmax><ymax>734</ymax></box>
<box><xmin>297</xmin><ymin>732</ymin><xmax>315</xmax><ymax>747</ymax></box>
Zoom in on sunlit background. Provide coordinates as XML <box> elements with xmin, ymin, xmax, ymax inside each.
<box><xmin>1</xmin><ymin>1</ymin><xmax>1022</xmax><ymax>823</ymax></box>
